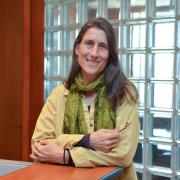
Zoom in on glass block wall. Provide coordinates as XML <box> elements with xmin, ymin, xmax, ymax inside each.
<box><xmin>44</xmin><ymin>0</ymin><xmax>180</xmax><ymax>179</ymax></box>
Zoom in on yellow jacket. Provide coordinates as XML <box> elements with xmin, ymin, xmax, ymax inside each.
<box><xmin>32</xmin><ymin>85</ymin><xmax>140</xmax><ymax>180</ymax></box>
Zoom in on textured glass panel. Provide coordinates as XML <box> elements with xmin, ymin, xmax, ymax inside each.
<box><xmin>44</xmin><ymin>80</ymin><xmax>63</xmax><ymax>100</ymax></box>
<box><xmin>134</xmin><ymin>82</ymin><xmax>145</xmax><ymax>107</ymax></box>
<box><xmin>177</xmin><ymin>84</ymin><xmax>180</xmax><ymax>110</ymax></box>
<box><xmin>156</xmin><ymin>0</ymin><xmax>174</xmax><ymax>17</ymax></box>
<box><xmin>88</xmin><ymin>1</ymin><xmax>97</xmax><ymax>19</ymax></box>
<box><xmin>139</xmin><ymin>111</ymin><xmax>144</xmax><ymax>136</ymax></box>
<box><xmin>59</xmin><ymin>56</ymin><xmax>72</xmax><ymax>80</ymax></box>
<box><xmin>66</xmin><ymin>29</ymin><xmax>78</xmax><ymax>50</ymax></box>
<box><xmin>45</xmin><ymin>4</ymin><xmax>60</xmax><ymax>26</ymax></box>
<box><xmin>177</xmin><ymin>52</ymin><xmax>180</xmax><ymax>79</ymax></box>
<box><xmin>151</xmin><ymin>174</ymin><xmax>170</xmax><ymax>180</ymax></box>
<box><xmin>65</xmin><ymin>55</ymin><xmax>72</xmax><ymax>77</ymax></box>
<box><xmin>45</xmin><ymin>56</ymin><xmax>60</xmax><ymax>78</ymax></box>
<box><xmin>150</xmin><ymin>83</ymin><xmax>173</xmax><ymax>109</ymax></box>
<box><xmin>130</xmin><ymin>0</ymin><xmax>146</xmax><ymax>18</ymax></box>
<box><xmin>176</xmin><ymin>115</ymin><xmax>180</xmax><ymax>140</ymax></box>
<box><xmin>65</xmin><ymin>2</ymin><xmax>77</xmax><ymax>25</ymax></box>
<box><xmin>44</xmin><ymin>1</ymin><xmax>180</xmax><ymax>178</ymax></box>
<box><xmin>107</xmin><ymin>0</ymin><xmax>120</xmax><ymax>20</ymax></box>
<box><xmin>113</xmin><ymin>26</ymin><xmax>121</xmax><ymax>49</ymax></box>
<box><xmin>176</xmin><ymin>146</ymin><xmax>180</xmax><ymax>171</ymax></box>
<box><xmin>130</xmin><ymin>25</ymin><xmax>146</xmax><ymax>48</ymax></box>
<box><xmin>134</xmin><ymin>143</ymin><xmax>143</xmax><ymax>164</ymax></box>
<box><xmin>153</xmin><ymin>53</ymin><xmax>174</xmax><ymax>79</ymax></box>
<box><xmin>177</xmin><ymin>21</ymin><xmax>180</xmax><ymax>48</ymax></box>
<box><xmin>45</xmin><ymin>55</ymin><xmax>72</xmax><ymax>80</ymax></box>
<box><xmin>119</xmin><ymin>53</ymin><xmax>127</xmax><ymax>76</ymax></box>
<box><xmin>148</xmin><ymin>113</ymin><xmax>171</xmax><ymax>138</ymax></box>
<box><xmin>45</xmin><ymin>30</ymin><xmax>60</xmax><ymax>51</ymax></box>
<box><xmin>46</xmin><ymin>0</ymin><xmax>59</xmax><ymax>2</ymax></box>
<box><xmin>151</xmin><ymin>143</ymin><xmax>171</xmax><ymax>168</ymax></box>
<box><xmin>175</xmin><ymin>176</ymin><xmax>180</xmax><ymax>180</ymax></box>
<box><xmin>128</xmin><ymin>54</ymin><xmax>145</xmax><ymax>78</ymax></box>
<box><xmin>137</xmin><ymin>172</ymin><xmax>142</xmax><ymax>180</ymax></box>
<box><xmin>154</xmin><ymin>23</ymin><xmax>174</xmax><ymax>48</ymax></box>
<box><xmin>178</xmin><ymin>0</ymin><xmax>180</xmax><ymax>16</ymax></box>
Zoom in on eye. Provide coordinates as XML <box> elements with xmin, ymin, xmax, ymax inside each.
<box><xmin>99</xmin><ymin>43</ymin><xmax>108</xmax><ymax>50</ymax></box>
<box><xmin>85</xmin><ymin>40</ymin><xmax>93</xmax><ymax>46</ymax></box>
<box><xmin>83</xmin><ymin>40</ymin><xmax>94</xmax><ymax>48</ymax></box>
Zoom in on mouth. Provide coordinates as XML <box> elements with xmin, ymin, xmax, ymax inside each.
<box><xmin>86</xmin><ymin>59</ymin><xmax>100</xmax><ymax>66</ymax></box>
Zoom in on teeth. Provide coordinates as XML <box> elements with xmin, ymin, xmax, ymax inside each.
<box><xmin>87</xmin><ymin>59</ymin><xmax>99</xmax><ymax>63</ymax></box>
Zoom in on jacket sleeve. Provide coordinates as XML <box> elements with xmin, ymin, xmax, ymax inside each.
<box><xmin>70</xmin><ymin>100</ymin><xmax>140</xmax><ymax>167</ymax></box>
<box><xmin>31</xmin><ymin>85</ymin><xmax>84</xmax><ymax>149</ymax></box>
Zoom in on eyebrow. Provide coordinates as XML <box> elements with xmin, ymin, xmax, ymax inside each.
<box><xmin>83</xmin><ymin>39</ymin><xmax>108</xmax><ymax>44</ymax></box>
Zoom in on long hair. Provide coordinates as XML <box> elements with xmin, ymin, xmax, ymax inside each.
<box><xmin>65</xmin><ymin>17</ymin><xmax>137</xmax><ymax>107</ymax></box>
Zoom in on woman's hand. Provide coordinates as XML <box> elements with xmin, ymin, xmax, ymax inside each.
<box><xmin>89</xmin><ymin>129</ymin><xmax>120</xmax><ymax>153</ymax></box>
<box><xmin>30</xmin><ymin>140</ymin><xmax>66</xmax><ymax>164</ymax></box>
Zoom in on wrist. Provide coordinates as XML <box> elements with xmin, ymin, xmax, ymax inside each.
<box><xmin>63</xmin><ymin>149</ymin><xmax>69</xmax><ymax>165</ymax></box>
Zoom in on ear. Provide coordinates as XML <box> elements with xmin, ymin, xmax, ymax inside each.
<box><xmin>75</xmin><ymin>44</ymin><xmax>79</xmax><ymax>56</ymax></box>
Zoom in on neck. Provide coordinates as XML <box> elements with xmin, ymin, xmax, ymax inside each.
<box><xmin>84</xmin><ymin>90</ymin><xmax>97</xmax><ymax>106</ymax></box>
<box><xmin>82</xmin><ymin>72</ymin><xmax>99</xmax><ymax>84</ymax></box>
<box><xmin>84</xmin><ymin>90</ymin><xmax>96</xmax><ymax>96</ymax></box>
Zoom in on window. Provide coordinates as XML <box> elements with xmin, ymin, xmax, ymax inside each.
<box><xmin>44</xmin><ymin>0</ymin><xmax>180</xmax><ymax>179</ymax></box>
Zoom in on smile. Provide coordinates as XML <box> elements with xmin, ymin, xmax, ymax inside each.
<box><xmin>86</xmin><ymin>59</ymin><xmax>100</xmax><ymax>65</ymax></box>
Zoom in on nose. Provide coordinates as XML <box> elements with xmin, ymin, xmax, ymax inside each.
<box><xmin>90</xmin><ymin>45</ymin><xmax>98</xmax><ymax>57</ymax></box>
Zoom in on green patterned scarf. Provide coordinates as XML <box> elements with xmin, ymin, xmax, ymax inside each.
<box><xmin>63</xmin><ymin>73</ymin><xmax>116</xmax><ymax>134</ymax></box>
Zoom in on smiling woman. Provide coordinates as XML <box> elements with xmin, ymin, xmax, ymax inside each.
<box><xmin>75</xmin><ymin>27</ymin><xmax>109</xmax><ymax>83</ymax></box>
<box><xmin>31</xmin><ymin>17</ymin><xmax>140</xmax><ymax>180</ymax></box>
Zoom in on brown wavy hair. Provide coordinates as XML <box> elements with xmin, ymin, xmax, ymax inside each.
<box><xmin>65</xmin><ymin>17</ymin><xmax>138</xmax><ymax>107</ymax></box>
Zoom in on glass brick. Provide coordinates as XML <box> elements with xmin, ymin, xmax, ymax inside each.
<box><xmin>130</xmin><ymin>0</ymin><xmax>146</xmax><ymax>19</ymax></box>
<box><xmin>127</xmin><ymin>54</ymin><xmax>145</xmax><ymax>78</ymax></box>
<box><xmin>176</xmin><ymin>145</ymin><xmax>180</xmax><ymax>171</ymax></box>
<box><xmin>107</xmin><ymin>0</ymin><xmax>121</xmax><ymax>20</ymax></box>
<box><xmin>154</xmin><ymin>23</ymin><xmax>174</xmax><ymax>48</ymax></box>
<box><xmin>129</xmin><ymin>24</ymin><xmax>146</xmax><ymax>48</ymax></box>
<box><xmin>155</xmin><ymin>0</ymin><xmax>175</xmax><ymax>17</ymax></box>
<box><xmin>138</xmin><ymin>111</ymin><xmax>144</xmax><ymax>136</ymax></box>
<box><xmin>134</xmin><ymin>82</ymin><xmax>145</xmax><ymax>107</ymax></box>
<box><xmin>149</xmin><ymin>82</ymin><xmax>173</xmax><ymax>109</ymax></box>
<box><xmin>176</xmin><ymin>115</ymin><xmax>180</xmax><ymax>140</ymax></box>
<box><xmin>151</xmin><ymin>174</ymin><xmax>171</xmax><ymax>180</ymax></box>
<box><xmin>137</xmin><ymin>172</ymin><xmax>143</xmax><ymax>180</ymax></box>
<box><xmin>45</xmin><ymin>56</ymin><xmax>72</xmax><ymax>80</ymax></box>
<box><xmin>88</xmin><ymin>0</ymin><xmax>97</xmax><ymax>19</ymax></box>
<box><xmin>148</xmin><ymin>112</ymin><xmax>171</xmax><ymax>138</ymax></box>
<box><xmin>45</xmin><ymin>4</ymin><xmax>60</xmax><ymax>26</ymax></box>
<box><xmin>148</xmin><ymin>143</ymin><xmax>171</xmax><ymax>168</ymax></box>
<box><xmin>177</xmin><ymin>52</ymin><xmax>180</xmax><ymax>79</ymax></box>
<box><xmin>152</xmin><ymin>53</ymin><xmax>174</xmax><ymax>79</ymax></box>
<box><xmin>45</xmin><ymin>30</ymin><xmax>61</xmax><ymax>51</ymax></box>
<box><xmin>134</xmin><ymin>143</ymin><xmax>143</xmax><ymax>164</ymax></box>
<box><xmin>44</xmin><ymin>80</ymin><xmax>63</xmax><ymax>100</ymax></box>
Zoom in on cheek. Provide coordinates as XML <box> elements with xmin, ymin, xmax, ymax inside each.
<box><xmin>77</xmin><ymin>57</ymin><xmax>85</xmax><ymax>69</ymax></box>
<box><xmin>103</xmin><ymin>54</ymin><xmax>109</xmax><ymax>64</ymax></box>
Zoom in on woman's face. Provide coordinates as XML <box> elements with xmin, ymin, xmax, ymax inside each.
<box><xmin>75</xmin><ymin>27</ymin><xmax>109</xmax><ymax>83</ymax></box>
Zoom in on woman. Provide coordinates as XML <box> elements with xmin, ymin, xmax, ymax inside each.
<box><xmin>31</xmin><ymin>17</ymin><xmax>140</xmax><ymax>180</ymax></box>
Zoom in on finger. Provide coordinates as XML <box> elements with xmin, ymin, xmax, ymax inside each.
<box><xmin>104</xmin><ymin>132</ymin><xmax>120</xmax><ymax>140</ymax></box>
<box><xmin>32</xmin><ymin>144</ymin><xmax>45</xmax><ymax>156</ymax></box>
<box><xmin>39</xmin><ymin>139</ymin><xmax>49</xmax><ymax>145</ymax></box>
<box><xmin>100</xmin><ymin>129</ymin><xmax>117</xmax><ymax>133</ymax></box>
<box><xmin>31</xmin><ymin>145</ymin><xmax>41</xmax><ymax>157</ymax></box>
<box><xmin>104</xmin><ymin>138</ymin><xmax>119</xmax><ymax>147</ymax></box>
<box><xmin>30</xmin><ymin>154</ymin><xmax>39</xmax><ymax>162</ymax></box>
<box><xmin>108</xmin><ymin>143</ymin><xmax>119</xmax><ymax>150</ymax></box>
<box><xmin>108</xmin><ymin>138</ymin><xmax>120</xmax><ymax>146</ymax></box>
